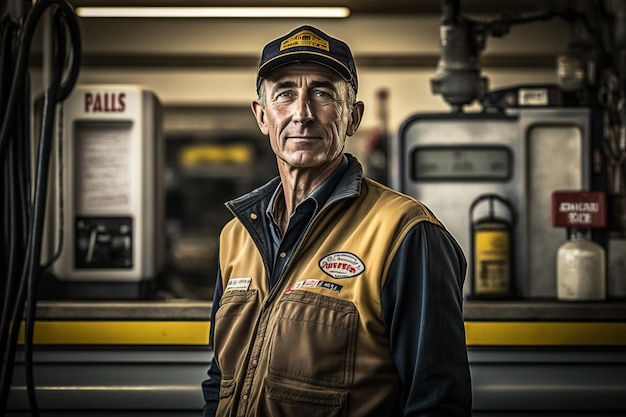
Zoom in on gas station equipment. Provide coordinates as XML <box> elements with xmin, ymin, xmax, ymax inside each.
<box><xmin>553</xmin><ymin>190</ymin><xmax>607</xmax><ymax>301</ymax></box>
<box><xmin>392</xmin><ymin>0</ymin><xmax>623</xmax><ymax>299</ymax></box>
<box><xmin>49</xmin><ymin>85</ymin><xmax>164</xmax><ymax>299</ymax></box>
<box><xmin>469</xmin><ymin>193</ymin><xmax>515</xmax><ymax>299</ymax></box>
<box><xmin>0</xmin><ymin>0</ymin><xmax>82</xmax><ymax>413</ymax></box>
<box><xmin>396</xmin><ymin>107</ymin><xmax>595</xmax><ymax>299</ymax></box>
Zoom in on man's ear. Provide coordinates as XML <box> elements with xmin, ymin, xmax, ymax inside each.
<box><xmin>251</xmin><ymin>99</ymin><xmax>269</xmax><ymax>136</ymax></box>
<box><xmin>346</xmin><ymin>100</ymin><xmax>365</xmax><ymax>137</ymax></box>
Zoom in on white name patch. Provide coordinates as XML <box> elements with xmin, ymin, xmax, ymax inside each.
<box><xmin>285</xmin><ymin>279</ymin><xmax>343</xmax><ymax>294</ymax></box>
<box><xmin>225</xmin><ymin>277</ymin><xmax>252</xmax><ymax>291</ymax></box>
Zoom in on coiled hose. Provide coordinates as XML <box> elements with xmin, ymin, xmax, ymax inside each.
<box><xmin>0</xmin><ymin>1</ymin><xmax>81</xmax><ymax>415</ymax></box>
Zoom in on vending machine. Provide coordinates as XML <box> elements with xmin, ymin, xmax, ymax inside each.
<box><xmin>49</xmin><ymin>85</ymin><xmax>164</xmax><ymax>298</ymax></box>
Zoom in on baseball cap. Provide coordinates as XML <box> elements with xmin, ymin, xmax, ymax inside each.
<box><xmin>256</xmin><ymin>25</ymin><xmax>358</xmax><ymax>94</ymax></box>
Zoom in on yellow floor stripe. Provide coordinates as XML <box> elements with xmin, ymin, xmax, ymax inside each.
<box><xmin>17</xmin><ymin>321</ymin><xmax>211</xmax><ymax>345</ymax></box>
<box><xmin>14</xmin><ymin>321</ymin><xmax>626</xmax><ymax>346</ymax></box>
<box><xmin>465</xmin><ymin>321</ymin><xmax>626</xmax><ymax>346</ymax></box>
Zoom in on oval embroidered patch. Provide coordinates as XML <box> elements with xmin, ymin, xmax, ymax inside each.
<box><xmin>318</xmin><ymin>252</ymin><xmax>365</xmax><ymax>279</ymax></box>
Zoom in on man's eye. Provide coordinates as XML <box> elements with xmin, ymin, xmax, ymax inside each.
<box><xmin>314</xmin><ymin>90</ymin><xmax>333</xmax><ymax>100</ymax></box>
<box><xmin>276</xmin><ymin>91</ymin><xmax>293</xmax><ymax>99</ymax></box>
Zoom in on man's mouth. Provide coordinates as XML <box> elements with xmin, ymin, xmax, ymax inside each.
<box><xmin>286</xmin><ymin>134</ymin><xmax>321</xmax><ymax>140</ymax></box>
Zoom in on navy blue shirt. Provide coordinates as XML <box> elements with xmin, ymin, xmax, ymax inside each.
<box><xmin>265</xmin><ymin>157</ymin><xmax>348</xmax><ymax>286</ymax></box>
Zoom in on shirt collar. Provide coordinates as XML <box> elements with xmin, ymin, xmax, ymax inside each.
<box><xmin>265</xmin><ymin>155</ymin><xmax>349</xmax><ymax>224</ymax></box>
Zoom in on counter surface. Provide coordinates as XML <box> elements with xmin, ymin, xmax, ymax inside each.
<box><xmin>33</xmin><ymin>299</ymin><xmax>626</xmax><ymax>321</ymax></box>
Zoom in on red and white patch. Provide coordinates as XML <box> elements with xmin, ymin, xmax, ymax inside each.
<box><xmin>318</xmin><ymin>252</ymin><xmax>365</xmax><ymax>279</ymax></box>
<box><xmin>285</xmin><ymin>279</ymin><xmax>344</xmax><ymax>294</ymax></box>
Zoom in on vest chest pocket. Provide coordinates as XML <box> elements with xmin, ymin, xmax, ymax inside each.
<box><xmin>268</xmin><ymin>290</ymin><xmax>358</xmax><ymax>389</ymax></box>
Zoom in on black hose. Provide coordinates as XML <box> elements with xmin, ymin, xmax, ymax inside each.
<box><xmin>441</xmin><ymin>0</ymin><xmax>460</xmax><ymax>23</ymax></box>
<box><xmin>0</xmin><ymin>16</ymin><xmax>20</xmax><ymax>393</ymax></box>
<box><xmin>0</xmin><ymin>0</ymin><xmax>81</xmax><ymax>415</ymax></box>
<box><xmin>0</xmin><ymin>0</ymin><xmax>80</xmax><ymax>160</ymax></box>
<box><xmin>24</xmin><ymin>8</ymin><xmax>69</xmax><ymax>416</ymax></box>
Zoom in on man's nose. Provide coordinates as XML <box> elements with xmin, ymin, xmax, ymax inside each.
<box><xmin>293</xmin><ymin>93</ymin><xmax>314</xmax><ymax>124</ymax></box>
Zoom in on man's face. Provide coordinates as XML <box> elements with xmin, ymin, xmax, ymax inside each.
<box><xmin>252</xmin><ymin>63</ymin><xmax>363</xmax><ymax>172</ymax></box>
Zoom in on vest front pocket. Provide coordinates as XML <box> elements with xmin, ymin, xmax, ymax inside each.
<box><xmin>259</xmin><ymin>377</ymin><xmax>347</xmax><ymax>417</ymax></box>
<box><xmin>215</xmin><ymin>378</ymin><xmax>236</xmax><ymax>417</ymax></box>
<box><xmin>214</xmin><ymin>289</ymin><xmax>259</xmax><ymax>379</ymax></box>
<box><xmin>268</xmin><ymin>290</ymin><xmax>358</xmax><ymax>389</ymax></box>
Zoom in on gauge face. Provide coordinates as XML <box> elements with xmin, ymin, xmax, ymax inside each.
<box><xmin>411</xmin><ymin>145</ymin><xmax>512</xmax><ymax>181</ymax></box>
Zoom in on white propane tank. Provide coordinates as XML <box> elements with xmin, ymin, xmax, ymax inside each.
<box><xmin>557</xmin><ymin>229</ymin><xmax>606</xmax><ymax>301</ymax></box>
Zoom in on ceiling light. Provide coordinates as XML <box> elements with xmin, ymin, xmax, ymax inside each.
<box><xmin>75</xmin><ymin>7</ymin><xmax>351</xmax><ymax>19</ymax></box>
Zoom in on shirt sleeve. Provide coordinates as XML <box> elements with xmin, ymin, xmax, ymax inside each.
<box><xmin>381</xmin><ymin>221</ymin><xmax>472</xmax><ymax>416</ymax></box>
<box><xmin>201</xmin><ymin>264</ymin><xmax>224</xmax><ymax>417</ymax></box>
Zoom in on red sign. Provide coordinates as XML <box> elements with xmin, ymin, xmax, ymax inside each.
<box><xmin>552</xmin><ymin>191</ymin><xmax>606</xmax><ymax>228</ymax></box>
<box><xmin>84</xmin><ymin>92</ymin><xmax>126</xmax><ymax>113</ymax></box>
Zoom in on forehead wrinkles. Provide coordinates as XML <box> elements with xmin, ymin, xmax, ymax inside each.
<box><xmin>267</xmin><ymin>64</ymin><xmax>341</xmax><ymax>88</ymax></box>
<box><xmin>271</xmin><ymin>79</ymin><xmax>338</xmax><ymax>94</ymax></box>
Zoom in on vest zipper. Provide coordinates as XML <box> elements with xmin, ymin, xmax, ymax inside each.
<box><xmin>235</xmin><ymin>190</ymin><xmax>357</xmax><ymax>416</ymax></box>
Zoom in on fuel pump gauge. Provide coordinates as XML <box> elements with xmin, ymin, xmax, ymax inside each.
<box><xmin>412</xmin><ymin>145</ymin><xmax>512</xmax><ymax>181</ymax></box>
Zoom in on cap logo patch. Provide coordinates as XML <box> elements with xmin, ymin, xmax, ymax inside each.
<box><xmin>319</xmin><ymin>252</ymin><xmax>365</xmax><ymax>279</ymax></box>
<box><xmin>280</xmin><ymin>30</ymin><xmax>329</xmax><ymax>52</ymax></box>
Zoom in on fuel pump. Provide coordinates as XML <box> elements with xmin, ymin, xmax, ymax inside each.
<box><xmin>49</xmin><ymin>85</ymin><xmax>164</xmax><ymax>299</ymax></box>
<box><xmin>469</xmin><ymin>193</ymin><xmax>516</xmax><ymax>299</ymax></box>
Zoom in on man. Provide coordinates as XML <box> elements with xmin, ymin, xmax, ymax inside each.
<box><xmin>202</xmin><ymin>25</ymin><xmax>472</xmax><ymax>416</ymax></box>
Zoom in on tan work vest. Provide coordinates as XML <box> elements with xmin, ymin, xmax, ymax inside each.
<box><xmin>214</xmin><ymin>180</ymin><xmax>442</xmax><ymax>417</ymax></box>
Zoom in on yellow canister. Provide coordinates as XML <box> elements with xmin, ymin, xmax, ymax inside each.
<box><xmin>470</xmin><ymin>194</ymin><xmax>516</xmax><ymax>299</ymax></box>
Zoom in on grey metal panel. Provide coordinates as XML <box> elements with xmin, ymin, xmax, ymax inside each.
<box><xmin>472</xmin><ymin>413</ymin><xmax>626</xmax><ymax>416</ymax></box>
<box><xmin>463</xmin><ymin>299</ymin><xmax>626</xmax><ymax>320</ymax></box>
<box><xmin>469</xmin><ymin>348</ymin><xmax>626</xmax><ymax>412</ymax></box>
<box><xmin>7</xmin><ymin>348</ymin><xmax>213</xmax><ymax>411</ymax></box>
<box><xmin>7</xmin><ymin>346</ymin><xmax>626</xmax><ymax>414</ymax></box>
<box><xmin>5</xmin><ymin>412</ymin><xmax>202</xmax><ymax>417</ymax></box>
<box><xmin>521</xmin><ymin>109</ymin><xmax>590</xmax><ymax>298</ymax></box>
